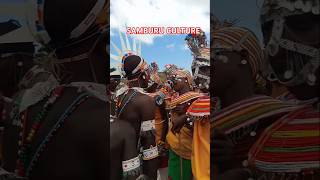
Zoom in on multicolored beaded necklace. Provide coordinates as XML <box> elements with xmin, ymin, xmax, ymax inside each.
<box><xmin>15</xmin><ymin>86</ymin><xmax>90</xmax><ymax>177</ymax></box>
<box><xmin>211</xmin><ymin>95</ymin><xmax>298</xmax><ymax>142</ymax></box>
<box><xmin>15</xmin><ymin>86</ymin><xmax>64</xmax><ymax>176</ymax></box>
<box><xmin>248</xmin><ymin>105</ymin><xmax>320</xmax><ymax>179</ymax></box>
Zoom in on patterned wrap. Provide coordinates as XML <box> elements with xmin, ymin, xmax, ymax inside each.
<box><xmin>166</xmin><ymin>91</ymin><xmax>202</xmax><ymax>159</ymax></box>
<box><xmin>187</xmin><ymin>95</ymin><xmax>210</xmax><ymax>180</ymax></box>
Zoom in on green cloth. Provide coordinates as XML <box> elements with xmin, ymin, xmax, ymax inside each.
<box><xmin>168</xmin><ymin>149</ymin><xmax>192</xmax><ymax>180</ymax></box>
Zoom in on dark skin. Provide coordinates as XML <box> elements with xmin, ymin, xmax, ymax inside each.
<box><xmin>257</xmin><ymin>13</ymin><xmax>319</xmax><ymax>180</ymax></box>
<box><xmin>117</xmin><ymin>73</ymin><xmax>159</xmax><ymax>180</ymax></box>
<box><xmin>212</xmin><ymin>12</ymin><xmax>320</xmax><ymax>180</ymax></box>
<box><xmin>110</xmin><ymin>119</ymin><xmax>138</xmax><ymax>180</ymax></box>
<box><xmin>212</xmin><ymin>50</ymin><xmax>254</xmax><ymax>108</ymax></box>
<box><xmin>109</xmin><ymin>81</ymin><xmax>140</xmax><ymax>180</ymax></box>
<box><xmin>109</xmin><ymin>75</ymin><xmax>121</xmax><ymax>93</ymax></box>
<box><xmin>211</xmin><ymin>49</ymin><xmax>256</xmax><ymax>179</ymax></box>
<box><xmin>169</xmin><ymin>77</ymin><xmax>193</xmax><ymax>134</ymax></box>
<box><xmin>2</xmin><ymin>0</ymin><xmax>109</xmax><ymax>179</ymax></box>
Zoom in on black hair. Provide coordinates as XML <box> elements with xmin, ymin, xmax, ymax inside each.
<box><xmin>123</xmin><ymin>55</ymin><xmax>143</xmax><ymax>79</ymax></box>
<box><xmin>44</xmin><ymin>0</ymin><xmax>98</xmax><ymax>47</ymax></box>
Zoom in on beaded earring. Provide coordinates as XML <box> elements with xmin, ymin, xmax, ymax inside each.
<box><xmin>240</xmin><ymin>49</ymin><xmax>248</xmax><ymax>65</ymax></box>
<box><xmin>241</xmin><ymin>59</ymin><xmax>248</xmax><ymax>65</ymax></box>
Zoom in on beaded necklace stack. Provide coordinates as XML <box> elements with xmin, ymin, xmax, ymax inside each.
<box><xmin>14</xmin><ymin>86</ymin><xmax>90</xmax><ymax>177</ymax></box>
<box><xmin>248</xmin><ymin>105</ymin><xmax>320</xmax><ymax>179</ymax></box>
<box><xmin>211</xmin><ymin>95</ymin><xmax>299</xmax><ymax>142</ymax></box>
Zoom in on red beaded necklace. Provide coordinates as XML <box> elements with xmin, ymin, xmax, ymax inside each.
<box><xmin>15</xmin><ymin>86</ymin><xmax>64</xmax><ymax>176</ymax></box>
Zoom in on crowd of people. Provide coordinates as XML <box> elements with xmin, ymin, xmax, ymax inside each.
<box><xmin>0</xmin><ymin>0</ymin><xmax>319</xmax><ymax>180</ymax></box>
<box><xmin>211</xmin><ymin>0</ymin><xmax>319</xmax><ymax>179</ymax></box>
<box><xmin>109</xmin><ymin>28</ymin><xmax>210</xmax><ymax>180</ymax></box>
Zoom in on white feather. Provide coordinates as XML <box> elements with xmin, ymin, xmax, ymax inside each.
<box><xmin>118</xmin><ymin>30</ymin><xmax>126</xmax><ymax>52</ymax></box>
<box><xmin>111</xmin><ymin>40</ymin><xmax>122</xmax><ymax>56</ymax></box>
<box><xmin>125</xmin><ymin>33</ymin><xmax>131</xmax><ymax>51</ymax></box>
<box><xmin>110</xmin><ymin>54</ymin><xmax>121</xmax><ymax>61</ymax></box>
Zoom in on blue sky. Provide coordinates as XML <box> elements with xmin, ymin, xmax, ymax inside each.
<box><xmin>211</xmin><ymin>0</ymin><xmax>263</xmax><ymax>43</ymax></box>
<box><xmin>110</xmin><ymin>33</ymin><xmax>196</xmax><ymax>72</ymax></box>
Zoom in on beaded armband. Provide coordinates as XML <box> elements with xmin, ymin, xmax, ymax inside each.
<box><xmin>142</xmin><ymin>145</ymin><xmax>159</xmax><ymax>160</ymax></box>
<box><xmin>122</xmin><ymin>156</ymin><xmax>141</xmax><ymax>177</ymax></box>
<box><xmin>140</xmin><ymin>119</ymin><xmax>156</xmax><ymax>136</ymax></box>
<box><xmin>155</xmin><ymin>91</ymin><xmax>166</xmax><ymax>106</ymax></box>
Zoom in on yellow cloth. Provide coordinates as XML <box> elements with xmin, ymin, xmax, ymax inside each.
<box><xmin>191</xmin><ymin>118</ymin><xmax>210</xmax><ymax>180</ymax></box>
<box><xmin>166</xmin><ymin>112</ymin><xmax>193</xmax><ymax>160</ymax></box>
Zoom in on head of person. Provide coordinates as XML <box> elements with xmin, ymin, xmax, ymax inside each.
<box><xmin>191</xmin><ymin>48</ymin><xmax>210</xmax><ymax>93</ymax></box>
<box><xmin>211</xmin><ymin>26</ymin><xmax>263</xmax><ymax>96</ymax></box>
<box><xmin>261</xmin><ymin>0</ymin><xmax>319</xmax><ymax>99</ymax></box>
<box><xmin>109</xmin><ymin>70</ymin><xmax>122</xmax><ymax>93</ymax></box>
<box><xmin>122</xmin><ymin>54</ymin><xmax>151</xmax><ymax>88</ymax></box>
<box><xmin>166</xmin><ymin>67</ymin><xmax>193</xmax><ymax>93</ymax></box>
<box><xmin>186</xmin><ymin>30</ymin><xmax>210</xmax><ymax>93</ymax></box>
<box><xmin>25</xmin><ymin>0</ymin><xmax>108</xmax><ymax>84</ymax></box>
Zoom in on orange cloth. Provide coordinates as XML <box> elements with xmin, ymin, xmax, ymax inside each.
<box><xmin>154</xmin><ymin>107</ymin><xmax>164</xmax><ymax>143</ymax></box>
<box><xmin>191</xmin><ymin>118</ymin><xmax>210</xmax><ymax>180</ymax></box>
<box><xmin>166</xmin><ymin>112</ymin><xmax>193</xmax><ymax>159</ymax></box>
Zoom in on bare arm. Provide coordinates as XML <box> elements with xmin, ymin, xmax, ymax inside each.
<box><xmin>122</xmin><ymin>120</ymin><xmax>140</xmax><ymax>180</ymax></box>
<box><xmin>137</xmin><ymin>95</ymin><xmax>159</xmax><ymax>180</ymax></box>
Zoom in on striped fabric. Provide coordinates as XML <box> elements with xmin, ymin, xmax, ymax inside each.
<box><xmin>212</xmin><ymin>26</ymin><xmax>263</xmax><ymax>79</ymax></box>
<box><xmin>165</xmin><ymin>92</ymin><xmax>202</xmax><ymax>110</ymax></box>
<box><xmin>249</xmin><ymin>105</ymin><xmax>320</xmax><ymax>174</ymax></box>
<box><xmin>186</xmin><ymin>96</ymin><xmax>210</xmax><ymax>117</ymax></box>
<box><xmin>212</xmin><ymin>95</ymin><xmax>298</xmax><ymax>134</ymax></box>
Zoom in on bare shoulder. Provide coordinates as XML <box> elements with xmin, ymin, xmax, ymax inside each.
<box><xmin>135</xmin><ymin>93</ymin><xmax>155</xmax><ymax>107</ymax></box>
<box><xmin>66</xmin><ymin>97</ymin><xmax>106</xmax><ymax>142</ymax></box>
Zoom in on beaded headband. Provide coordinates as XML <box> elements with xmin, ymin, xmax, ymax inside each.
<box><xmin>261</xmin><ymin>0</ymin><xmax>320</xmax><ymax>86</ymax></box>
<box><xmin>121</xmin><ymin>54</ymin><xmax>149</xmax><ymax>78</ymax></box>
<box><xmin>26</xmin><ymin>0</ymin><xmax>105</xmax><ymax>45</ymax></box>
<box><xmin>212</xmin><ymin>26</ymin><xmax>263</xmax><ymax>79</ymax></box>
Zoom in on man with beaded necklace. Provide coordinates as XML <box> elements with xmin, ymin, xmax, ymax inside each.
<box><xmin>116</xmin><ymin>54</ymin><xmax>160</xmax><ymax>180</ymax></box>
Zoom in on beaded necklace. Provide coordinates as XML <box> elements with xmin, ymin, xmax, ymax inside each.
<box><xmin>248</xmin><ymin>105</ymin><xmax>320</xmax><ymax>177</ymax></box>
<box><xmin>15</xmin><ymin>86</ymin><xmax>64</xmax><ymax>176</ymax></box>
<box><xmin>25</xmin><ymin>93</ymin><xmax>89</xmax><ymax>177</ymax></box>
<box><xmin>211</xmin><ymin>95</ymin><xmax>299</xmax><ymax>142</ymax></box>
<box><xmin>15</xmin><ymin>86</ymin><xmax>90</xmax><ymax>177</ymax></box>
